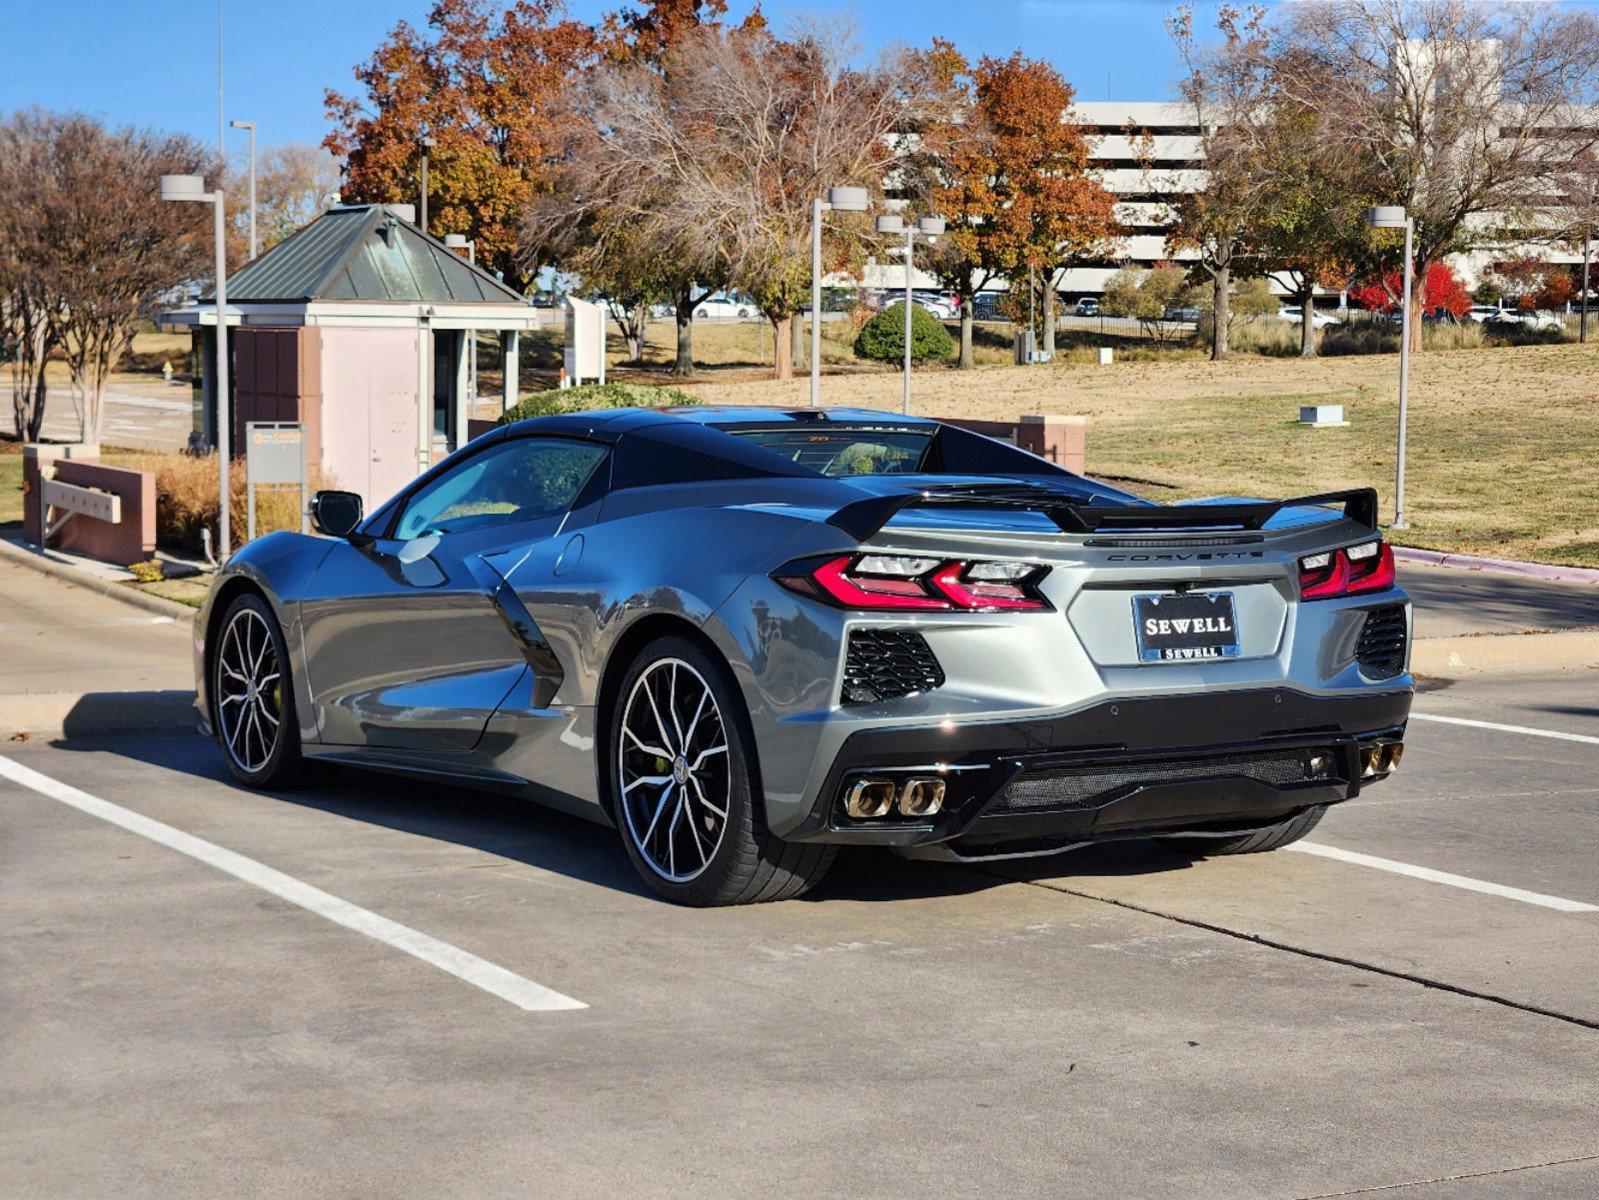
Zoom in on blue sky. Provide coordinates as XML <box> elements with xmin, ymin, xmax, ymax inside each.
<box><xmin>0</xmin><ymin>0</ymin><xmax>1234</xmax><ymax>151</ymax></box>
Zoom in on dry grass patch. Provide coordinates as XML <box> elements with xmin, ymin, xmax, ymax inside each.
<box><xmin>672</xmin><ymin>341</ymin><xmax>1599</xmax><ymax>568</ymax></box>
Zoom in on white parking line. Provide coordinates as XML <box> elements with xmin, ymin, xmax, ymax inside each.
<box><xmin>1289</xmin><ymin>842</ymin><xmax>1599</xmax><ymax>913</ymax></box>
<box><xmin>1412</xmin><ymin>712</ymin><xmax>1599</xmax><ymax>746</ymax></box>
<box><xmin>0</xmin><ymin>753</ymin><xmax>586</xmax><ymax>1013</ymax></box>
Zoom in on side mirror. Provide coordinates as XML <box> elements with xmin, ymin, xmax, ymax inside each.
<box><xmin>309</xmin><ymin>490</ymin><xmax>364</xmax><ymax>539</ymax></box>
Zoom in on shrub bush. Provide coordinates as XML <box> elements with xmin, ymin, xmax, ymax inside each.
<box><xmin>103</xmin><ymin>450</ymin><xmax>322</xmax><ymax>553</ymax></box>
<box><xmin>498</xmin><ymin>381</ymin><xmax>696</xmax><ymax>424</ymax></box>
<box><xmin>853</xmin><ymin>302</ymin><xmax>954</xmax><ymax>363</ymax></box>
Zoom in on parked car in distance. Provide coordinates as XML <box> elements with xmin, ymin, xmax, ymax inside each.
<box><xmin>1467</xmin><ymin>304</ymin><xmax>1509</xmax><ymax>323</ymax></box>
<box><xmin>1163</xmin><ymin>305</ymin><xmax>1204</xmax><ymax>324</ymax></box>
<box><xmin>972</xmin><ymin>292</ymin><xmax>1004</xmax><ymax>321</ymax></box>
<box><xmin>529</xmin><ymin>292</ymin><xmax>559</xmax><ymax>309</ymax></box>
<box><xmin>910</xmin><ymin>290</ymin><xmax>958</xmax><ymax>320</ymax></box>
<box><xmin>694</xmin><ymin>291</ymin><xmax>758</xmax><ymax>320</ymax></box>
<box><xmin>1484</xmin><ymin>308</ymin><xmax>1564</xmax><ymax>331</ymax></box>
<box><xmin>1277</xmin><ymin>306</ymin><xmax>1342</xmax><ymax>329</ymax></box>
<box><xmin>1074</xmin><ymin>298</ymin><xmax>1100</xmax><ymax>317</ymax></box>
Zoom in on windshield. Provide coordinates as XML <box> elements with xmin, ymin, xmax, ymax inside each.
<box><xmin>731</xmin><ymin>428</ymin><xmax>933</xmax><ymax>476</ymax></box>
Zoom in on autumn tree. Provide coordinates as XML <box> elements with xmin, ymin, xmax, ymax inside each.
<box><xmin>0</xmin><ymin>110</ymin><xmax>211</xmax><ymax>444</ymax></box>
<box><xmin>1165</xmin><ymin>3</ymin><xmax>1277</xmax><ymax>361</ymax></box>
<box><xmin>0</xmin><ymin>109</ymin><xmax>61</xmax><ymax>441</ymax></box>
<box><xmin>1248</xmin><ymin>57</ymin><xmax>1376</xmax><ymax>356</ymax></box>
<box><xmin>1281</xmin><ymin>0</ymin><xmax>1599</xmax><ymax>351</ymax></box>
<box><xmin>913</xmin><ymin>48</ymin><xmax>1117</xmax><ymax>368</ymax></box>
<box><xmin>252</xmin><ymin>142</ymin><xmax>343</xmax><ymax>251</ymax></box>
<box><xmin>325</xmin><ymin>0</ymin><xmax>595</xmax><ymax>288</ymax></box>
<box><xmin>525</xmin><ymin>0</ymin><xmax>739</xmax><ymax>375</ymax></box>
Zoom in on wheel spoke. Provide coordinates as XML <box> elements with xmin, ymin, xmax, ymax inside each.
<box><xmin>623</xmin><ymin>727</ymin><xmax>672</xmax><ymax>759</ymax></box>
<box><xmin>689</xmin><ymin>774</ymin><xmax>726</xmax><ymax>820</ymax></box>
<box><xmin>691</xmin><ymin>744</ymin><xmax>727</xmax><ymax>770</ymax></box>
<box><xmin>623</xmin><ymin>773</ymin><xmax>671</xmax><ymax>792</ymax></box>
<box><xmin>640</xmin><ymin>781</ymin><xmax>675</xmax><ymax>847</ymax></box>
<box><xmin>644</xmin><ymin>678</ymin><xmax>677</xmax><ymax>755</ymax></box>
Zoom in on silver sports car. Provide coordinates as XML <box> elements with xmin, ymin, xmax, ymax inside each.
<box><xmin>194</xmin><ymin>406</ymin><xmax>1412</xmax><ymax>905</ymax></box>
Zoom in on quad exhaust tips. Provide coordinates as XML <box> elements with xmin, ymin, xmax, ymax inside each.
<box><xmin>899</xmin><ymin>777</ymin><xmax>946</xmax><ymax>817</ymax></box>
<box><xmin>1361</xmin><ymin>742</ymin><xmax>1404</xmax><ymax>779</ymax></box>
<box><xmin>843</xmin><ymin>776</ymin><xmax>946</xmax><ymax>820</ymax></box>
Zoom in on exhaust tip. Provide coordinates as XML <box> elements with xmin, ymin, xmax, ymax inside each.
<box><xmin>844</xmin><ymin>778</ymin><xmax>898</xmax><ymax>819</ymax></box>
<box><xmin>898</xmin><ymin>777</ymin><xmax>946</xmax><ymax>818</ymax></box>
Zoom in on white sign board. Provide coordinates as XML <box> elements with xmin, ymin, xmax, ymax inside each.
<box><xmin>42</xmin><ymin>478</ymin><xmax>121</xmax><ymax>525</ymax></box>
<box><xmin>564</xmin><ymin>297</ymin><xmax>606</xmax><ymax>387</ymax></box>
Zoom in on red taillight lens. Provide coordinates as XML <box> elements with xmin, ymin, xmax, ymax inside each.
<box><xmin>929</xmin><ymin>562</ymin><xmax>1049</xmax><ymax>610</ymax></box>
<box><xmin>1299</xmin><ymin>541</ymin><xmax>1394</xmax><ymax>600</ymax></box>
<box><xmin>778</xmin><ymin>555</ymin><xmax>1051</xmax><ymax>612</ymax></box>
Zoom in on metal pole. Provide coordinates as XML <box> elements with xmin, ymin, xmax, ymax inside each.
<box><xmin>216</xmin><ymin>0</ymin><xmax>225</xmax><ymax>166</ymax></box>
<box><xmin>245</xmin><ymin>123</ymin><xmax>256</xmax><ymax>260</ymax></box>
<box><xmin>903</xmin><ymin>229</ymin><xmax>914</xmax><ymax>414</ymax></box>
<box><xmin>1393</xmin><ymin>217</ymin><xmax>1413</xmax><ymax>530</ymax></box>
<box><xmin>1582</xmin><ymin>233</ymin><xmax>1590</xmax><ymax>344</ymax></box>
<box><xmin>213</xmin><ymin>190</ymin><xmax>231</xmax><ymax>558</ymax></box>
<box><xmin>419</xmin><ymin>149</ymin><xmax>429</xmax><ymax>234</ymax></box>
<box><xmin>810</xmin><ymin>195</ymin><xmax>824</xmax><ymax>408</ymax></box>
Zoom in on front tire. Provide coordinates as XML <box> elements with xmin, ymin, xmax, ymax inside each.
<box><xmin>1156</xmin><ymin>805</ymin><xmax>1326</xmax><ymax>858</ymax></box>
<box><xmin>606</xmin><ymin>635</ymin><xmax>834</xmax><ymax>906</ymax></box>
<box><xmin>211</xmin><ymin>592</ymin><xmax>309</xmax><ymax>789</ymax></box>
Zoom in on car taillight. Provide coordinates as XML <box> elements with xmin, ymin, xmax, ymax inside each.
<box><xmin>776</xmin><ymin>554</ymin><xmax>1051</xmax><ymax>612</ymax></box>
<box><xmin>1299</xmin><ymin>540</ymin><xmax>1395</xmax><ymax>600</ymax></box>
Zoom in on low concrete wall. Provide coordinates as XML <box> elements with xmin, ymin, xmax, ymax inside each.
<box><xmin>23</xmin><ymin>448</ymin><xmax>156</xmax><ymax>565</ymax></box>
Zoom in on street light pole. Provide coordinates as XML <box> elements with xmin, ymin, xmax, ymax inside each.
<box><xmin>1368</xmin><ymin>204</ymin><xmax>1413</xmax><ymax>530</ymax></box>
<box><xmin>810</xmin><ymin>186</ymin><xmax>869</xmax><ymax>408</ymax></box>
<box><xmin>419</xmin><ymin>135</ymin><xmax>435</xmax><ymax>233</ymax></box>
<box><xmin>877</xmin><ymin>213</ymin><xmax>945</xmax><ymax>414</ymax></box>
<box><xmin>161</xmin><ymin>174</ymin><xmax>232</xmax><ymax>559</ymax></box>
<box><xmin>1582</xmin><ymin>232</ymin><xmax>1591</xmax><ymax>344</ymax></box>
<box><xmin>229</xmin><ymin>118</ymin><xmax>257</xmax><ymax>260</ymax></box>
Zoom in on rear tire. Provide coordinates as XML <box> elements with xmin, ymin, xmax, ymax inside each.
<box><xmin>1155</xmin><ymin>805</ymin><xmax>1326</xmax><ymax>857</ymax></box>
<box><xmin>211</xmin><ymin>592</ymin><xmax>311</xmax><ymax>789</ymax></box>
<box><xmin>606</xmin><ymin>635</ymin><xmax>835</xmax><ymax>906</ymax></box>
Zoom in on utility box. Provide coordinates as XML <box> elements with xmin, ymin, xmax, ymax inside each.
<box><xmin>1098</xmin><ymin>347</ymin><xmax>1114</xmax><ymax>365</ymax></box>
<box><xmin>1300</xmin><ymin>404</ymin><xmax>1348</xmax><ymax>427</ymax></box>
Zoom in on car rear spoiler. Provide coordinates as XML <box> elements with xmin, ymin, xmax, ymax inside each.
<box><xmin>826</xmin><ymin>484</ymin><xmax>1379</xmax><ymax>542</ymax></box>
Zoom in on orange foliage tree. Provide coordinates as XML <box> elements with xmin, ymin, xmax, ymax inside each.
<box><xmin>324</xmin><ymin>0</ymin><xmax>595</xmax><ymax>289</ymax></box>
<box><xmin>914</xmin><ymin>47</ymin><xmax>1116</xmax><ymax>368</ymax></box>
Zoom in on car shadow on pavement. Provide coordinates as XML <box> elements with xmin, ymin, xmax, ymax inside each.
<box><xmin>49</xmin><ymin>732</ymin><xmax>1196</xmax><ymax>905</ymax></box>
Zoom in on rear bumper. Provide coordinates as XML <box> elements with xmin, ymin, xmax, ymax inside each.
<box><xmin>783</xmin><ymin>686</ymin><xmax>1410</xmax><ymax>851</ymax></box>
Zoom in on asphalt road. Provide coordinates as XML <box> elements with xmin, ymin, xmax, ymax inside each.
<box><xmin>2</xmin><ymin>662</ymin><xmax>1595</xmax><ymax>1199</ymax></box>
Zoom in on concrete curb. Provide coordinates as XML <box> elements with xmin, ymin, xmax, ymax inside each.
<box><xmin>1411</xmin><ymin>629</ymin><xmax>1599</xmax><ymax>681</ymax></box>
<box><xmin>0</xmin><ymin>537</ymin><xmax>198</xmax><ymax>622</ymax></box>
<box><xmin>0</xmin><ymin>690</ymin><xmax>198</xmax><ymax>741</ymax></box>
<box><xmin>1396</xmin><ymin>547</ymin><xmax>1599</xmax><ymax>586</ymax></box>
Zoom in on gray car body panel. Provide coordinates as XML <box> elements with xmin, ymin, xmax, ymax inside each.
<box><xmin>193</xmin><ymin>406</ymin><xmax>1412</xmax><ymax>844</ymax></box>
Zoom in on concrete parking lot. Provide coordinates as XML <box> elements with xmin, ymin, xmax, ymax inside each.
<box><xmin>1</xmin><ymin>564</ymin><xmax>1595</xmax><ymax>1198</ymax></box>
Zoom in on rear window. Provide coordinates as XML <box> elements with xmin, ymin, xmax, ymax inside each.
<box><xmin>730</xmin><ymin>428</ymin><xmax>932</xmax><ymax>476</ymax></box>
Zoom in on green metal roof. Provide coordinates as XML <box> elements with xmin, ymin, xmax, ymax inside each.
<box><xmin>215</xmin><ymin>205</ymin><xmax>527</xmax><ymax>306</ymax></box>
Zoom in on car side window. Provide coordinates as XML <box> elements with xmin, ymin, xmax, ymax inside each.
<box><xmin>393</xmin><ymin>438</ymin><xmax>607</xmax><ymax>541</ymax></box>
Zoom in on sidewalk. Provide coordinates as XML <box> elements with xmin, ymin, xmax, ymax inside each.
<box><xmin>0</xmin><ymin>553</ymin><xmax>195</xmax><ymax>739</ymax></box>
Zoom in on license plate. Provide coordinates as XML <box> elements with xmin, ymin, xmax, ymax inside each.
<box><xmin>1133</xmin><ymin>591</ymin><xmax>1241</xmax><ymax>662</ymax></box>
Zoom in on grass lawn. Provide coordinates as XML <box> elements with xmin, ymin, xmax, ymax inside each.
<box><xmin>0</xmin><ymin>442</ymin><xmax>22</xmax><ymax>530</ymax></box>
<box><xmin>668</xmin><ymin>340</ymin><xmax>1599</xmax><ymax>569</ymax></box>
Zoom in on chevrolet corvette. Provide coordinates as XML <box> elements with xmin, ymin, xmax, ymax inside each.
<box><xmin>194</xmin><ymin>406</ymin><xmax>1412</xmax><ymax>905</ymax></box>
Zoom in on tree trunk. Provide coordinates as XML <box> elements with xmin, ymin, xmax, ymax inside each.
<box><xmin>1042</xmin><ymin>271</ymin><xmax>1057</xmax><ymax>357</ymax></box>
<box><xmin>1210</xmin><ymin>264</ymin><xmax>1230</xmax><ymax>361</ymax></box>
<box><xmin>772</xmin><ymin>313</ymin><xmax>793</xmax><ymax>380</ymax></box>
<box><xmin>958</xmin><ymin>300</ymin><xmax>974</xmax><ymax>369</ymax></box>
<box><xmin>1299</xmin><ymin>286</ymin><xmax>1316</xmax><ymax>358</ymax></box>
<box><xmin>673</xmin><ymin>294</ymin><xmax>695</xmax><ymax>377</ymax></box>
<box><xmin>1408</xmin><ymin>264</ymin><xmax>1428</xmax><ymax>353</ymax></box>
<box><xmin>791</xmin><ymin>308</ymin><xmax>806</xmax><ymax>372</ymax></box>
